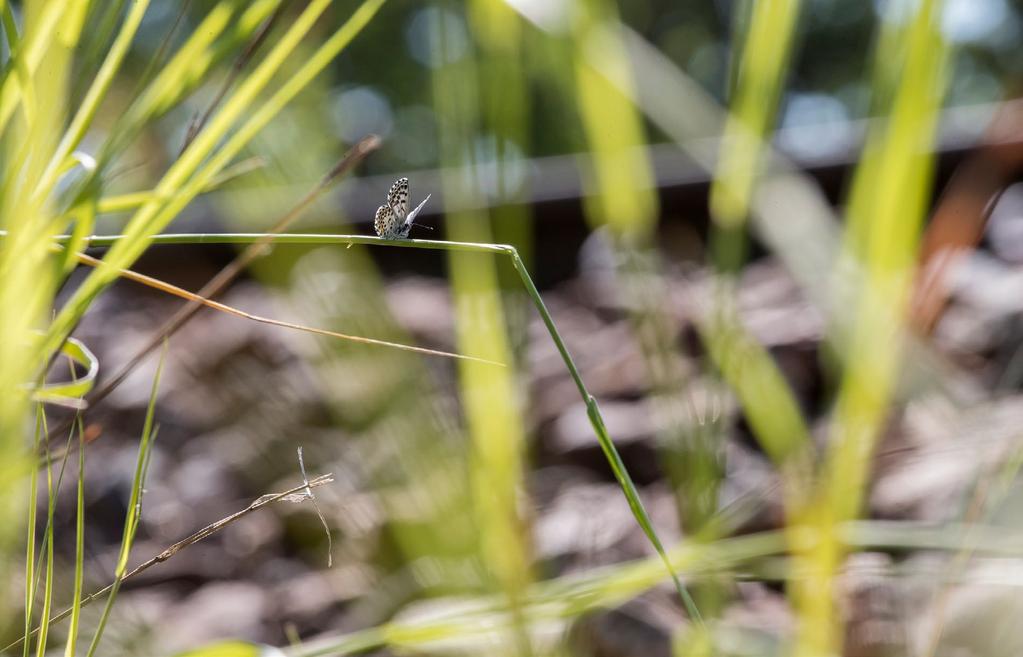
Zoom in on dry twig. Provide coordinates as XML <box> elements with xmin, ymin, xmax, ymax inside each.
<box><xmin>6</xmin><ymin>473</ymin><xmax>335</xmax><ymax>652</ymax></box>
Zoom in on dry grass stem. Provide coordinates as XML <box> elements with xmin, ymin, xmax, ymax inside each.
<box><xmin>6</xmin><ymin>472</ymin><xmax>335</xmax><ymax>652</ymax></box>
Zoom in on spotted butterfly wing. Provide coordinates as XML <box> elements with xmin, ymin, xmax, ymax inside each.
<box><xmin>374</xmin><ymin>203</ymin><xmax>401</xmax><ymax>238</ymax></box>
<box><xmin>387</xmin><ymin>177</ymin><xmax>410</xmax><ymax>219</ymax></box>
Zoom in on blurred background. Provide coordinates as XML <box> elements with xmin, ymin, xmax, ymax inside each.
<box><xmin>6</xmin><ymin>0</ymin><xmax>1023</xmax><ymax>655</ymax></box>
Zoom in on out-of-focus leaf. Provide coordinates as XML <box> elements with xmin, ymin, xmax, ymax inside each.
<box><xmin>173</xmin><ymin>640</ymin><xmax>284</xmax><ymax>657</ymax></box>
<box><xmin>31</xmin><ymin>337</ymin><xmax>98</xmax><ymax>407</ymax></box>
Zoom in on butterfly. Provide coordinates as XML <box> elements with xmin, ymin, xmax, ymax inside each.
<box><xmin>374</xmin><ymin>177</ymin><xmax>431</xmax><ymax>239</ymax></box>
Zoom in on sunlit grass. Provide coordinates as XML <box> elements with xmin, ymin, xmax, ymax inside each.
<box><xmin>432</xmin><ymin>7</ymin><xmax>534</xmax><ymax>651</ymax></box>
<box><xmin>0</xmin><ymin>0</ymin><xmax>388</xmax><ymax>651</ymax></box>
<box><xmin>794</xmin><ymin>3</ymin><xmax>949</xmax><ymax>655</ymax></box>
<box><xmin>0</xmin><ymin>0</ymin><xmax>978</xmax><ymax>655</ymax></box>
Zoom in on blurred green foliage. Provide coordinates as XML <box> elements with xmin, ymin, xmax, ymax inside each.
<box><xmin>2</xmin><ymin>0</ymin><xmax>1020</xmax><ymax>655</ymax></box>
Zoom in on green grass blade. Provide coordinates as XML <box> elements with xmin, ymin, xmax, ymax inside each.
<box><xmin>56</xmin><ymin>0</ymin><xmax>89</xmax><ymax>48</ymax></box>
<box><xmin>566</xmin><ymin>0</ymin><xmax>705</xmax><ymax>624</ymax></box>
<box><xmin>21</xmin><ymin>407</ymin><xmax>43</xmax><ymax>657</ymax></box>
<box><xmin>700</xmin><ymin>300</ymin><xmax>812</xmax><ymax>468</ymax></box>
<box><xmin>0</xmin><ymin>1</ymin><xmax>13</xmax><ymax>51</ymax></box>
<box><xmin>570</xmin><ymin>3</ymin><xmax>657</xmax><ymax>240</ymax></box>
<box><xmin>0</xmin><ymin>0</ymin><xmax>70</xmax><ymax>135</ymax></box>
<box><xmin>467</xmin><ymin>0</ymin><xmax>534</xmax><ymax>279</ymax></box>
<box><xmin>35</xmin><ymin>0</ymin><xmax>150</xmax><ymax>197</ymax></box>
<box><xmin>700</xmin><ymin>0</ymin><xmax>812</xmax><ymax>532</ymax></box>
<box><xmin>94</xmin><ymin>158</ymin><xmax>266</xmax><ymax>215</ymax></box>
<box><xmin>0</xmin><ymin>0</ymin><xmax>73</xmax><ymax>508</ymax></box>
<box><xmin>829</xmin><ymin>0</ymin><xmax>949</xmax><ymax>567</ymax></box>
<box><xmin>85</xmin><ymin>344</ymin><xmax>166</xmax><ymax>657</ymax></box>
<box><xmin>50</xmin><ymin>229</ymin><xmax>701</xmax><ymax>621</ymax></box>
<box><xmin>33</xmin><ymin>419</ymin><xmax>56</xmax><ymax>657</ymax></box>
<box><xmin>0</xmin><ymin>1</ymin><xmax>19</xmax><ymax>59</ymax></box>
<box><xmin>70</xmin><ymin>1</ymin><xmax>128</xmax><ymax>91</ymax></box>
<box><xmin>431</xmin><ymin>8</ymin><xmax>534</xmax><ymax>650</ymax></box>
<box><xmin>13</xmin><ymin>414</ymin><xmax>78</xmax><ymax>654</ymax></box>
<box><xmin>791</xmin><ymin>3</ymin><xmax>950</xmax><ymax>656</ymax></box>
<box><xmin>30</xmin><ymin>337</ymin><xmax>98</xmax><ymax>406</ymax></box>
<box><xmin>171</xmin><ymin>640</ymin><xmax>263</xmax><ymax>657</ymax></box>
<box><xmin>62</xmin><ymin>418</ymin><xmax>86</xmax><ymax>657</ymax></box>
<box><xmin>709</xmin><ymin>0</ymin><xmax>802</xmax><ymax>271</ymax></box>
<box><xmin>505</xmin><ymin>247</ymin><xmax>702</xmax><ymax>623</ymax></box>
<box><xmin>291</xmin><ymin>513</ymin><xmax>1023</xmax><ymax>657</ymax></box>
<box><xmin>98</xmin><ymin>0</ymin><xmax>276</xmax><ymax>162</ymax></box>
<box><xmin>290</xmin><ymin>530</ymin><xmax>789</xmax><ymax>657</ymax></box>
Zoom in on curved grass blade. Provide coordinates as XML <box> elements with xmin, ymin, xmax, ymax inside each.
<box><xmin>54</xmin><ymin>232</ymin><xmax>699</xmax><ymax>620</ymax></box>
<box><xmin>31</xmin><ymin>337</ymin><xmax>98</xmax><ymax>408</ymax></box>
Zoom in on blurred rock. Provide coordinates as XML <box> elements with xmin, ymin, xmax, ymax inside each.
<box><xmin>910</xmin><ymin>558</ymin><xmax>1023</xmax><ymax>657</ymax></box>
<box><xmin>872</xmin><ymin>396</ymin><xmax>1023</xmax><ymax>521</ymax></box>
<box><xmin>159</xmin><ymin>581</ymin><xmax>269</xmax><ymax>649</ymax></box>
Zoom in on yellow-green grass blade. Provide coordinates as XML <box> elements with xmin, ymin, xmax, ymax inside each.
<box><xmin>571</xmin><ymin>3</ymin><xmax>657</xmax><ymax>240</ymax></box>
<box><xmin>57</xmin><ymin>0</ymin><xmax>90</xmax><ymax>48</ymax></box>
<box><xmin>94</xmin><ymin>158</ymin><xmax>266</xmax><ymax>215</ymax></box>
<box><xmin>85</xmin><ymin>345</ymin><xmax>165</xmax><ymax>657</ymax></box>
<box><xmin>289</xmin><ymin>530</ymin><xmax>788</xmax><ymax>656</ymax></box>
<box><xmin>505</xmin><ymin>243</ymin><xmax>701</xmax><ymax>623</ymax></box>
<box><xmin>467</xmin><ymin>0</ymin><xmax>534</xmax><ymax>306</ymax></box>
<box><xmin>55</xmin><ymin>0</ymin><xmax>275</xmax><ymax>233</ymax></box>
<box><xmin>97</xmin><ymin>0</ymin><xmax>279</xmax><ymax>163</ymax></box>
<box><xmin>17</xmin><ymin>415</ymin><xmax>79</xmax><ymax>655</ymax></box>
<box><xmin>432</xmin><ymin>10</ymin><xmax>533</xmax><ymax>649</ymax></box>
<box><xmin>0</xmin><ymin>2</ymin><xmax>73</xmax><ymax>602</ymax></box>
<box><xmin>709</xmin><ymin>0</ymin><xmax>802</xmax><ymax>271</ymax></box>
<box><xmin>606</xmin><ymin>26</ymin><xmax>964</xmax><ymax>409</ymax></box>
<box><xmin>34</xmin><ymin>0</ymin><xmax>150</xmax><ymax>198</ymax></box>
<box><xmin>290</xmin><ymin>514</ymin><xmax>1023</xmax><ymax>656</ymax></box>
<box><xmin>792</xmin><ymin>3</ymin><xmax>950</xmax><ymax>657</ymax></box>
<box><xmin>171</xmin><ymin>640</ymin><xmax>265</xmax><ymax>657</ymax></box>
<box><xmin>383</xmin><ymin>514</ymin><xmax>1023</xmax><ymax>653</ymax></box>
<box><xmin>30</xmin><ymin>337</ymin><xmax>98</xmax><ymax>407</ymax></box>
<box><xmin>829</xmin><ymin>0</ymin><xmax>949</xmax><ymax>559</ymax></box>
<box><xmin>62</xmin><ymin>418</ymin><xmax>86</xmax><ymax>657</ymax></box>
<box><xmin>700</xmin><ymin>299</ymin><xmax>811</xmax><ymax>471</ymax></box>
<box><xmin>566</xmin><ymin>0</ymin><xmax>701</xmax><ymax>622</ymax></box>
<box><xmin>21</xmin><ymin>408</ymin><xmax>43</xmax><ymax>657</ymax></box>
<box><xmin>33</xmin><ymin>415</ymin><xmax>56</xmax><ymax>657</ymax></box>
<box><xmin>58</xmin><ymin>176</ymin><xmax>98</xmax><ymax>274</ymax></box>
<box><xmin>701</xmin><ymin>0</ymin><xmax>812</xmax><ymax>549</ymax></box>
<box><xmin>0</xmin><ymin>1</ymin><xmax>36</xmax><ymax>123</ymax></box>
<box><xmin>0</xmin><ymin>0</ymin><xmax>8</xmax><ymax>44</ymax></box>
<box><xmin>0</xmin><ymin>0</ymin><xmax>71</xmax><ymax>135</ymax></box>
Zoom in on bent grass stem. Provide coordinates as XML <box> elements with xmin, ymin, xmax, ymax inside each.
<box><xmin>60</xmin><ymin>231</ymin><xmax>703</xmax><ymax>622</ymax></box>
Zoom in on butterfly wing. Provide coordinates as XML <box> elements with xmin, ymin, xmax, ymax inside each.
<box><xmin>403</xmin><ymin>193</ymin><xmax>432</xmax><ymax>232</ymax></box>
<box><xmin>387</xmin><ymin>177</ymin><xmax>409</xmax><ymax>220</ymax></box>
<box><xmin>374</xmin><ymin>204</ymin><xmax>400</xmax><ymax>238</ymax></box>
